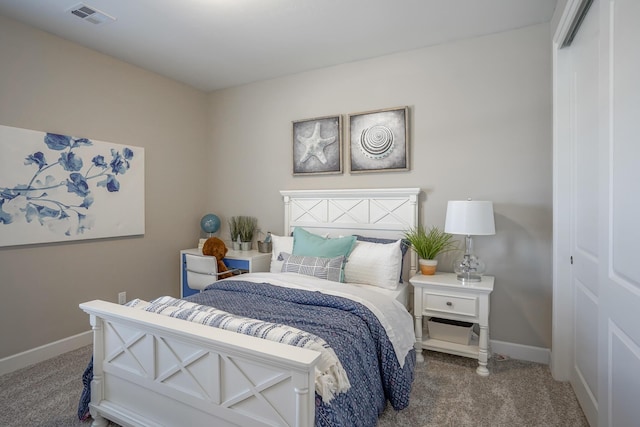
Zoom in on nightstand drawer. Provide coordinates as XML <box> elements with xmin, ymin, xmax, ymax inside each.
<box><xmin>423</xmin><ymin>292</ymin><xmax>478</xmax><ymax>317</ymax></box>
<box><xmin>224</xmin><ymin>258</ymin><xmax>249</xmax><ymax>271</ymax></box>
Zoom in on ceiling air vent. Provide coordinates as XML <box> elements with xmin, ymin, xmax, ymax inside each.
<box><xmin>67</xmin><ymin>3</ymin><xmax>116</xmax><ymax>25</ymax></box>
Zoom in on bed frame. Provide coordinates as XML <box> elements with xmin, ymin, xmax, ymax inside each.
<box><xmin>80</xmin><ymin>188</ymin><xmax>420</xmax><ymax>427</ymax></box>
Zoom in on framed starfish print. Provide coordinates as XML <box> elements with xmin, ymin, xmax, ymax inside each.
<box><xmin>348</xmin><ymin>106</ymin><xmax>409</xmax><ymax>173</ymax></box>
<box><xmin>292</xmin><ymin>115</ymin><xmax>342</xmax><ymax>176</ymax></box>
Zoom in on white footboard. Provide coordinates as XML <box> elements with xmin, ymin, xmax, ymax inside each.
<box><xmin>80</xmin><ymin>300</ymin><xmax>319</xmax><ymax>427</ymax></box>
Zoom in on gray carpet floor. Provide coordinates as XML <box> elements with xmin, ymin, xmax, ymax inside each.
<box><xmin>0</xmin><ymin>345</ymin><xmax>588</xmax><ymax>426</ymax></box>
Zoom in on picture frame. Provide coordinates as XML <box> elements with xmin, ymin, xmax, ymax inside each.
<box><xmin>0</xmin><ymin>124</ymin><xmax>145</xmax><ymax>247</ymax></box>
<box><xmin>348</xmin><ymin>106</ymin><xmax>409</xmax><ymax>173</ymax></box>
<box><xmin>292</xmin><ymin>115</ymin><xmax>342</xmax><ymax>176</ymax></box>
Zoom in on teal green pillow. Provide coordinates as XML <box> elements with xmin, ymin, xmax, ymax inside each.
<box><xmin>292</xmin><ymin>227</ymin><xmax>356</xmax><ymax>258</ymax></box>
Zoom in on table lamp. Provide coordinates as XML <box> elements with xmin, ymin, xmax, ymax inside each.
<box><xmin>444</xmin><ymin>199</ymin><xmax>495</xmax><ymax>283</ymax></box>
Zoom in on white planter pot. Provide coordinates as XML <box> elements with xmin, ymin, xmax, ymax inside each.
<box><xmin>419</xmin><ymin>259</ymin><xmax>438</xmax><ymax>275</ymax></box>
<box><xmin>240</xmin><ymin>241</ymin><xmax>252</xmax><ymax>251</ymax></box>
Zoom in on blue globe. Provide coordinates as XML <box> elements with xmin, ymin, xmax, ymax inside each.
<box><xmin>200</xmin><ymin>214</ymin><xmax>221</xmax><ymax>234</ymax></box>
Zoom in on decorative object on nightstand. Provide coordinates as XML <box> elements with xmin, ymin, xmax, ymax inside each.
<box><xmin>403</xmin><ymin>225</ymin><xmax>457</xmax><ymax>275</ymax></box>
<box><xmin>236</xmin><ymin>216</ymin><xmax>258</xmax><ymax>250</ymax></box>
<box><xmin>199</xmin><ymin>213</ymin><xmax>221</xmax><ymax>250</ymax></box>
<box><xmin>200</xmin><ymin>213</ymin><xmax>221</xmax><ymax>236</ymax></box>
<box><xmin>257</xmin><ymin>231</ymin><xmax>273</xmax><ymax>253</ymax></box>
<box><xmin>444</xmin><ymin>199</ymin><xmax>495</xmax><ymax>283</ymax></box>
<box><xmin>228</xmin><ymin>216</ymin><xmax>241</xmax><ymax>250</ymax></box>
<box><xmin>201</xmin><ymin>237</ymin><xmax>235</xmax><ymax>279</ymax></box>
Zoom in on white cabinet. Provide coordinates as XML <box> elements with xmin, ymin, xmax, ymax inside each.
<box><xmin>409</xmin><ymin>272</ymin><xmax>494</xmax><ymax>376</ymax></box>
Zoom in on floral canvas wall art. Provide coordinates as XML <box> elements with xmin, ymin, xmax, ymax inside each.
<box><xmin>0</xmin><ymin>124</ymin><xmax>144</xmax><ymax>247</ymax></box>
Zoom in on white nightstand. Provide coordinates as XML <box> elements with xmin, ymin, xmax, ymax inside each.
<box><xmin>409</xmin><ymin>272</ymin><xmax>494</xmax><ymax>376</ymax></box>
<box><xmin>180</xmin><ymin>248</ymin><xmax>271</xmax><ymax>298</ymax></box>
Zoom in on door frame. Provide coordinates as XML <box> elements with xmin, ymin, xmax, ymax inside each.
<box><xmin>551</xmin><ymin>0</ymin><xmax>586</xmax><ymax>381</ymax></box>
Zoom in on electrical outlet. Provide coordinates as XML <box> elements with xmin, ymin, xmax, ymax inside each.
<box><xmin>118</xmin><ymin>291</ymin><xmax>126</xmax><ymax>305</ymax></box>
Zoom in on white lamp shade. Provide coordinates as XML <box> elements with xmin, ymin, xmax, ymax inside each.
<box><xmin>444</xmin><ymin>200</ymin><xmax>495</xmax><ymax>236</ymax></box>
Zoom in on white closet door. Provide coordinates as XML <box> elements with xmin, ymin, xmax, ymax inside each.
<box><xmin>555</xmin><ymin>1</ymin><xmax>640</xmax><ymax>425</ymax></box>
<box><xmin>568</xmin><ymin>1</ymin><xmax>600</xmax><ymax>423</ymax></box>
<box><xmin>597</xmin><ymin>0</ymin><xmax>640</xmax><ymax>426</ymax></box>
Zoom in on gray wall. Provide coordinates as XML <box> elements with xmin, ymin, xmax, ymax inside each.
<box><xmin>0</xmin><ymin>16</ymin><xmax>209</xmax><ymax>358</ymax></box>
<box><xmin>0</xmin><ymin>14</ymin><xmax>553</xmax><ymax>358</ymax></box>
<box><xmin>207</xmin><ymin>23</ymin><xmax>553</xmax><ymax>349</ymax></box>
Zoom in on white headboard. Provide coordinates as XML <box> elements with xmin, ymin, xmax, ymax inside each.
<box><xmin>280</xmin><ymin>188</ymin><xmax>421</xmax><ymax>276</ymax></box>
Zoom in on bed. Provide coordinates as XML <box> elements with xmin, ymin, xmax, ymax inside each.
<box><xmin>80</xmin><ymin>187</ymin><xmax>421</xmax><ymax>427</ymax></box>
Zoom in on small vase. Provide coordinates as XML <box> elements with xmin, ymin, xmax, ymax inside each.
<box><xmin>232</xmin><ymin>241</ymin><xmax>241</xmax><ymax>251</ymax></box>
<box><xmin>419</xmin><ymin>259</ymin><xmax>438</xmax><ymax>275</ymax></box>
<box><xmin>240</xmin><ymin>241</ymin><xmax>251</xmax><ymax>251</ymax></box>
<box><xmin>257</xmin><ymin>241</ymin><xmax>272</xmax><ymax>253</ymax></box>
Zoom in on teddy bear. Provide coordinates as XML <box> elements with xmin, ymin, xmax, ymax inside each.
<box><xmin>201</xmin><ymin>237</ymin><xmax>234</xmax><ymax>279</ymax></box>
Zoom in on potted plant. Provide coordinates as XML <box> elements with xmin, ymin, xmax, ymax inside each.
<box><xmin>228</xmin><ymin>217</ymin><xmax>241</xmax><ymax>250</ymax></box>
<box><xmin>237</xmin><ymin>216</ymin><xmax>258</xmax><ymax>251</ymax></box>
<box><xmin>403</xmin><ymin>225</ymin><xmax>458</xmax><ymax>275</ymax></box>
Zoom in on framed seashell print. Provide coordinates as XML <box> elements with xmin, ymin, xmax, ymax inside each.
<box><xmin>348</xmin><ymin>106</ymin><xmax>409</xmax><ymax>173</ymax></box>
<box><xmin>292</xmin><ymin>115</ymin><xmax>342</xmax><ymax>176</ymax></box>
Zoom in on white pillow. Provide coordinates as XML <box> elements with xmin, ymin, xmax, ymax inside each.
<box><xmin>344</xmin><ymin>239</ymin><xmax>403</xmax><ymax>290</ymax></box>
<box><xmin>270</xmin><ymin>234</ymin><xmax>294</xmax><ymax>272</ymax></box>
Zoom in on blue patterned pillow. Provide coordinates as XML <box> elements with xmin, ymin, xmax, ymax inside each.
<box><xmin>278</xmin><ymin>252</ymin><xmax>345</xmax><ymax>282</ymax></box>
<box><xmin>354</xmin><ymin>235</ymin><xmax>410</xmax><ymax>283</ymax></box>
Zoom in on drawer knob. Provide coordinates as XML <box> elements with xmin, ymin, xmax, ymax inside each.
<box><xmin>446</xmin><ymin>301</ymin><xmax>453</xmax><ymax>306</ymax></box>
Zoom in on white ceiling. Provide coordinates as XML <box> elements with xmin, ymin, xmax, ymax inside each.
<box><xmin>0</xmin><ymin>0</ymin><xmax>557</xmax><ymax>92</ymax></box>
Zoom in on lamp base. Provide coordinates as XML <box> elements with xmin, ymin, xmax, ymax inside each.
<box><xmin>452</xmin><ymin>236</ymin><xmax>487</xmax><ymax>283</ymax></box>
<box><xmin>456</xmin><ymin>272</ymin><xmax>483</xmax><ymax>283</ymax></box>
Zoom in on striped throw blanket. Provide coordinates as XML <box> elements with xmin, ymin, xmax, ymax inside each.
<box><xmin>127</xmin><ymin>296</ymin><xmax>350</xmax><ymax>402</ymax></box>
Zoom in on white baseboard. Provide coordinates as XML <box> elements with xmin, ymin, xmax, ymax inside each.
<box><xmin>0</xmin><ymin>330</ymin><xmax>92</xmax><ymax>376</ymax></box>
<box><xmin>490</xmin><ymin>339</ymin><xmax>550</xmax><ymax>364</ymax></box>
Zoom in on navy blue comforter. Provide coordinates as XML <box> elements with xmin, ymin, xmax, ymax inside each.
<box><xmin>78</xmin><ymin>280</ymin><xmax>415</xmax><ymax>426</ymax></box>
<box><xmin>188</xmin><ymin>281</ymin><xmax>415</xmax><ymax>427</ymax></box>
